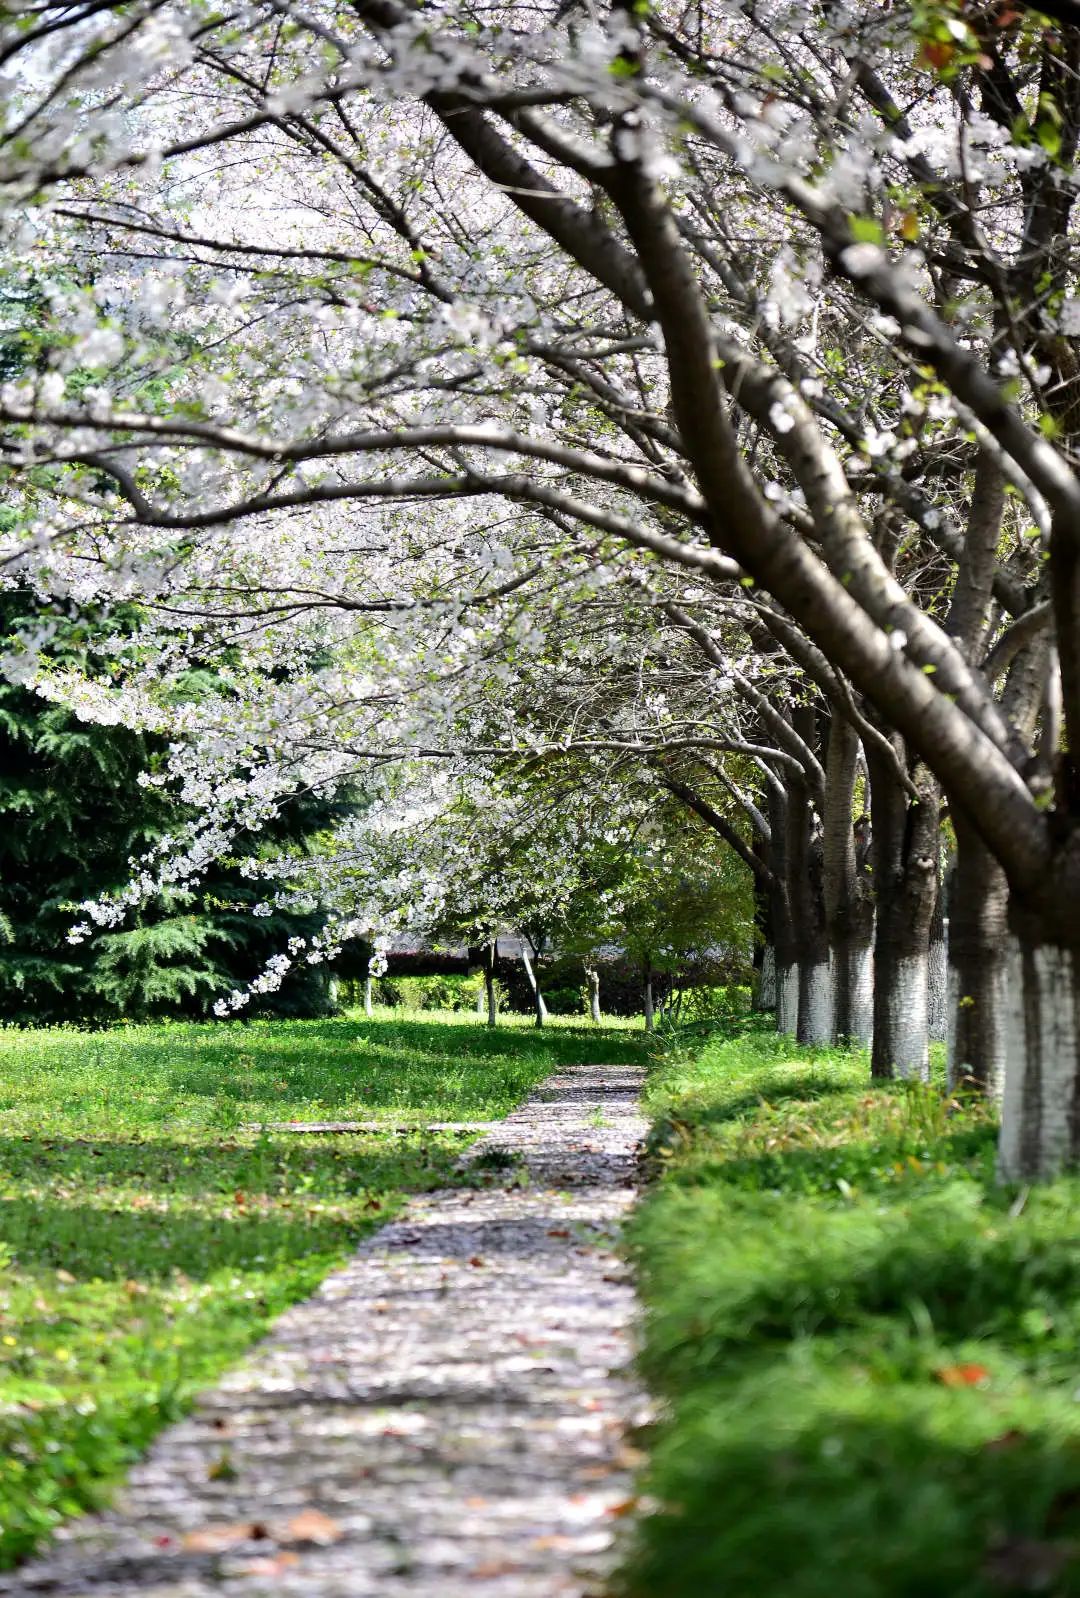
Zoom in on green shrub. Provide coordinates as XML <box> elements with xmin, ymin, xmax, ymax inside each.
<box><xmin>541</xmin><ymin>984</ymin><xmax>587</xmax><ymax>1016</ymax></box>
<box><xmin>372</xmin><ymin>974</ymin><xmax>503</xmax><ymax>1011</ymax></box>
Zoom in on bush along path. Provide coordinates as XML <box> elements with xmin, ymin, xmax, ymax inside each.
<box><xmin>3</xmin><ymin>1062</ymin><xmax>648</xmax><ymax>1598</ymax></box>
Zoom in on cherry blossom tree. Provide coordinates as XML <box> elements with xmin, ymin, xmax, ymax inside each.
<box><xmin>6</xmin><ymin>0</ymin><xmax>1080</xmax><ymax>1175</ymax></box>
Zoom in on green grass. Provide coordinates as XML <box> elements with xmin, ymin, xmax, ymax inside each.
<box><xmin>0</xmin><ymin>1012</ymin><xmax>641</xmax><ymax>1568</ymax></box>
<box><xmin>622</xmin><ymin>1022</ymin><xmax>1080</xmax><ymax>1598</ymax></box>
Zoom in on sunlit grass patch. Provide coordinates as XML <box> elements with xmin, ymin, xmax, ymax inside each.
<box><xmin>0</xmin><ymin>1012</ymin><xmax>641</xmax><ymax>1567</ymax></box>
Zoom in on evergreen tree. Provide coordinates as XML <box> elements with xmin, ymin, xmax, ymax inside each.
<box><xmin>0</xmin><ymin>593</ymin><xmax>353</xmax><ymax>1022</ymax></box>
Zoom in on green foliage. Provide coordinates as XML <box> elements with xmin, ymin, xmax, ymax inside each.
<box><xmin>0</xmin><ymin>1013</ymin><xmax>641</xmax><ymax>1566</ymax></box>
<box><xmin>622</xmin><ymin>1026</ymin><xmax>1080</xmax><ymax>1598</ymax></box>
<box><xmin>89</xmin><ymin>915</ymin><xmax>230</xmax><ymax>1013</ymax></box>
<box><xmin>0</xmin><ymin>592</ymin><xmax>350</xmax><ymax>1023</ymax></box>
<box><xmin>539</xmin><ymin>983</ymin><xmax>587</xmax><ymax>1016</ymax></box>
<box><xmin>371</xmin><ymin>973</ymin><xmax>496</xmax><ymax>1012</ymax></box>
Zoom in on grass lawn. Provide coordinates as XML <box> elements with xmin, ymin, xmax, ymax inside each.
<box><xmin>622</xmin><ymin>1022</ymin><xmax>1080</xmax><ymax>1598</ymax></box>
<box><xmin>0</xmin><ymin>1011</ymin><xmax>641</xmax><ymax>1568</ymax></box>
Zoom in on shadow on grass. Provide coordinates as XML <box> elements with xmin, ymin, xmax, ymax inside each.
<box><xmin>689</xmin><ymin>1122</ymin><xmax>998</xmax><ymax>1196</ymax></box>
<box><xmin>0</xmin><ymin>1193</ymin><xmax>378</xmax><ymax>1280</ymax></box>
<box><xmin>670</xmin><ymin>1073</ymin><xmax>861</xmax><ymax>1131</ymax></box>
<box><xmin>0</xmin><ymin>1130</ymin><xmax>466</xmax><ymax>1200</ymax></box>
<box><xmin>84</xmin><ymin>1017</ymin><xmax>644</xmax><ymax>1112</ymax></box>
<box><xmin>0</xmin><ymin>1129</ymin><xmax>475</xmax><ymax>1278</ymax></box>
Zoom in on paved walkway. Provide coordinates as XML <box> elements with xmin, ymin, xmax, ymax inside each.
<box><xmin>4</xmin><ymin>1063</ymin><xmax>648</xmax><ymax>1597</ymax></box>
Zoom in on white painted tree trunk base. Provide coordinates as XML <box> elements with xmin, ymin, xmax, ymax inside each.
<box><xmin>928</xmin><ymin>934</ymin><xmax>948</xmax><ymax>1043</ymax></box>
<box><xmin>758</xmin><ymin>945</ymin><xmax>776</xmax><ymax>1010</ymax></box>
<box><xmin>776</xmin><ymin>964</ymin><xmax>798</xmax><ymax>1036</ymax></box>
<box><xmin>946</xmin><ymin>961</ymin><xmax>1007</xmax><ymax>1101</ymax></box>
<box><xmin>880</xmin><ymin>956</ymin><xmax>929</xmax><ymax>1081</ymax></box>
<box><xmin>799</xmin><ymin>960</ymin><xmax>834</xmax><ymax>1046</ymax></box>
<box><xmin>1000</xmin><ymin>939</ymin><xmax>1080</xmax><ymax>1181</ymax></box>
<box><xmin>832</xmin><ymin>943</ymin><xmax>874</xmax><ymax>1048</ymax></box>
<box><xmin>587</xmin><ymin>968</ymin><xmax>601</xmax><ymax>1024</ymax></box>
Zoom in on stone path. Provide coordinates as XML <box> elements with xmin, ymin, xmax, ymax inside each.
<box><xmin>4</xmin><ymin>1063</ymin><xmax>648</xmax><ymax>1597</ymax></box>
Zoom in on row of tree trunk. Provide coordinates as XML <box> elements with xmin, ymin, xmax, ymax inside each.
<box><xmin>736</xmin><ymin>697</ymin><xmax>1052</xmax><ymax>1181</ymax></box>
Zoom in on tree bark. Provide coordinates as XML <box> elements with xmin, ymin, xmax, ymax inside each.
<box><xmin>868</xmin><ymin>744</ymin><xmax>939</xmax><ymax>1080</ymax></box>
<box><xmin>643</xmin><ymin>969</ymin><xmax>655</xmax><ymax>1033</ymax></box>
<box><xmin>767</xmin><ymin>782</ymin><xmax>799</xmax><ymax>1036</ymax></box>
<box><xmin>789</xmin><ymin>710</ymin><xmax>832</xmax><ymax>1046</ymax></box>
<box><xmin>832</xmin><ymin>928</ymin><xmax>874</xmax><ymax>1050</ymax></box>
<box><xmin>757</xmin><ymin>943</ymin><xmax>777</xmax><ymax>1011</ymax></box>
<box><xmin>586</xmin><ymin>963</ymin><xmax>601</xmax><ymax>1024</ymax></box>
<box><xmin>484</xmin><ymin>940</ymin><xmax>498</xmax><ymax>1028</ymax></box>
<box><xmin>822</xmin><ymin>711</ymin><xmax>874</xmax><ymax>1046</ymax></box>
<box><xmin>520</xmin><ymin>939</ymin><xmax>547</xmax><ymax>1028</ymax></box>
<box><xmin>363</xmin><ymin>971</ymin><xmax>374</xmax><ymax>1018</ymax></box>
<box><xmin>947</xmin><ymin>812</ymin><xmax>1009</xmax><ymax>1097</ymax></box>
<box><xmin>999</xmin><ymin>931</ymin><xmax>1080</xmax><ymax>1181</ymax></box>
<box><xmin>927</xmin><ymin>887</ymin><xmax>948</xmax><ymax>1045</ymax></box>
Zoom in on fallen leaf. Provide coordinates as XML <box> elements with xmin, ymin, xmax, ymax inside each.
<box><xmin>280</xmin><ymin>1508</ymin><xmax>343</xmax><ymax>1546</ymax></box>
<box><xmin>919</xmin><ymin>39</ymin><xmax>955</xmax><ymax>70</ymax></box>
<box><xmin>935</xmin><ymin>1362</ymin><xmax>991</xmax><ymax>1387</ymax></box>
<box><xmin>468</xmin><ymin>1255</ymin><xmax>485</xmax><ymax>1267</ymax></box>
<box><xmin>55</xmin><ymin>1269</ymin><xmax>76</xmax><ymax>1285</ymax></box>
<box><xmin>234</xmin><ymin>1553</ymin><xmax>300</xmax><ymax>1575</ymax></box>
<box><xmin>605</xmin><ymin>1496</ymin><xmax>639</xmax><ymax>1519</ymax></box>
<box><xmin>469</xmin><ymin>1560</ymin><xmax>521</xmax><ymax>1578</ymax></box>
<box><xmin>547</xmin><ymin>1228</ymin><xmax>570</xmax><ymax>1238</ymax></box>
<box><xmin>181</xmin><ymin>1523</ymin><xmax>263</xmax><ymax>1553</ymax></box>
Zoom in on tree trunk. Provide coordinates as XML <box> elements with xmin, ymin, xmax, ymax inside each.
<box><xmin>927</xmin><ymin>889</ymin><xmax>948</xmax><ymax>1044</ymax></box>
<box><xmin>757</xmin><ymin>944</ymin><xmax>777</xmax><ymax>1011</ymax></box>
<box><xmin>873</xmin><ymin>925</ymin><xmax>930</xmax><ymax>1081</ymax></box>
<box><xmin>643</xmin><ymin>970</ymin><xmax>655</xmax><ymax>1033</ymax></box>
<box><xmin>798</xmin><ymin>949</ymin><xmax>833</xmax><ymax>1047</ymax></box>
<box><xmin>948</xmin><ymin>813</ymin><xmax>1009</xmax><ymax>1098</ymax></box>
<box><xmin>832</xmin><ymin>928</ymin><xmax>874</xmax><ymax>1049</ymax></box>
<box><xmin>776</xmin><ymin>961</ymin><xmax>799</xmax><ymax>1036</ymax></box>
<box><xmin>868</xmin><ymin>745</ymin><xmax>939</xmax><ymax>1080</ymax></box>
<box><xmin>999</xmin><ymin>931</ymin><xmax>1080</xmax><ymax>1181</ymax></box>
<box><xmin>586</xmin><ymin>964</ymin><xmax>601</xmax><ymax>1023</ymax></box>
<box><xmin>822</xmin><ymin>711</ymin><xmax>874</xmax><ymax>1046</ymax></box>
<box><xmin>787</xmin><ymin>713</ymin><xmax>832</xmax><ymax>1046</ymax></box>
<box><xmin>767</xmin><ymin>781</ymin><xmax>798</xmax><ymax>1036</ymax></box>
<box><xmin>363</xmin><ymin>971</ymin><xmax>373</xmax><ymax>1018</ymax></box>
<box><xmin>751</xmin><ymin>855</ymin><xmax>774</xmax><ymax>1011</ymax></box>
<box><xmin>484</xmin><ymin>941</ymin><xmax>498</xmax><ymax>1028</ymax></box>
<box><xmin>520</xmin><ymin>939</ymin><xmax>547</xmax><ymax>1028</ymax></box>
